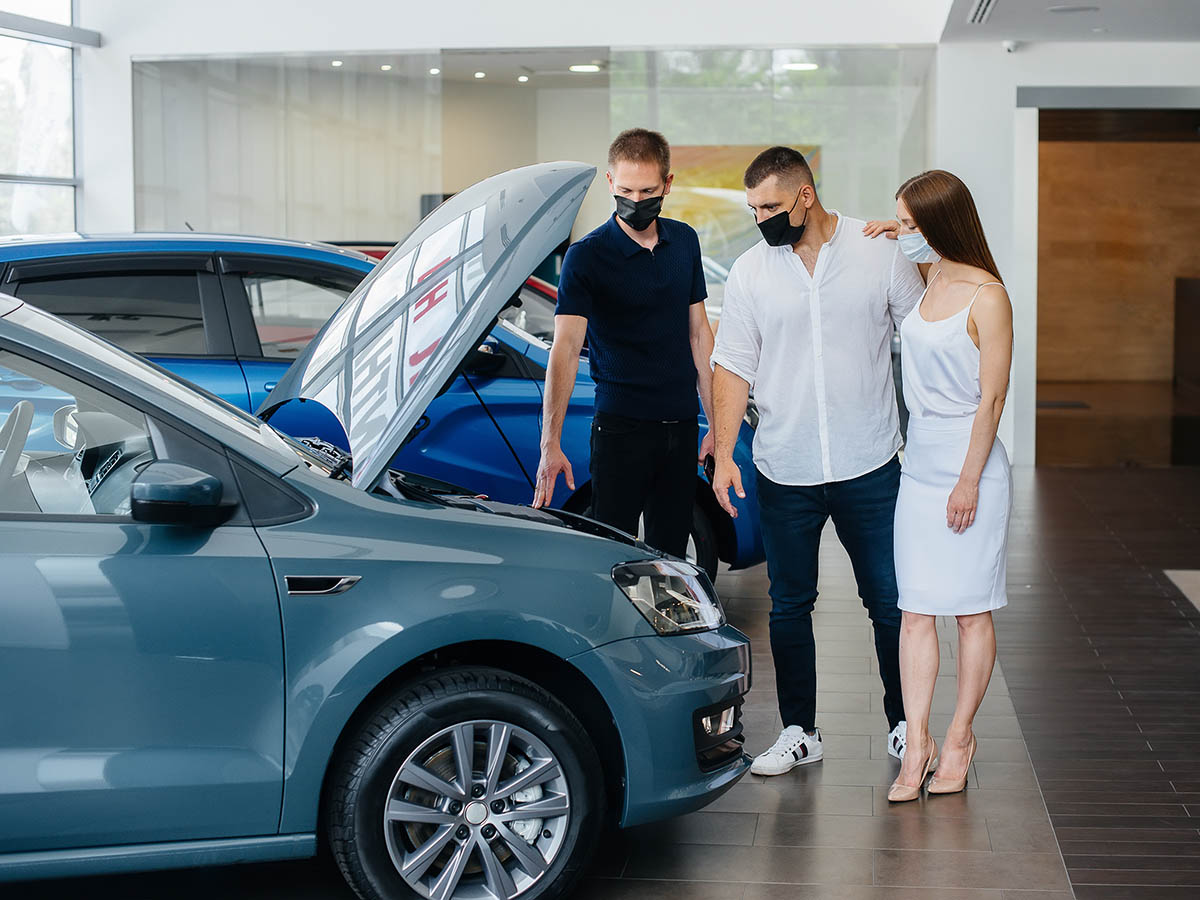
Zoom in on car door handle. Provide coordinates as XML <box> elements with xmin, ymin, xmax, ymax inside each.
<box><xmin>285</xmin><ymin>575</ymin><xmax>361</xmax><ymax>596</ymax></box>
<box><xmin>263</xmin><ymin>381</ymin><xmax>278</xmax><ymax>392</ymax></box>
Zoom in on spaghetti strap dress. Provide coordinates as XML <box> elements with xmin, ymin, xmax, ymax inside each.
<box><xmin>894</xmin><ymin>273</ymin><xmax>1012</xmax><ymax>616</ymax></box>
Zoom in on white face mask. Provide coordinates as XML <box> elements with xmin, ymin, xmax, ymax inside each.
<box><xmin>898</xmin><ymin>231</ymin><xmax>939</xmax><ymax>264</ymax></box>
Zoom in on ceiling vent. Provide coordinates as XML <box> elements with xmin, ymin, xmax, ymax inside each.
<box><xmin>967</xmin><ymin>0</ymin><xmax>999</xmax><ymax>24</ymax></box>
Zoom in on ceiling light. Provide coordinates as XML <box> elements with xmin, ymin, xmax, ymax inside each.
<box><xmin>569</xmin><ymin>64</ymin><xmax>602</xmax><ymax>73</ymax></box>
<box><xmin>783</xmin><ymin>62</ymin><xmax>820</xmax><ymax>71</ymax></box>
<box><xmin>331</xmin><ymin>60</ymin><xmax>344</xmax><ymax>68</ymax></box>
<box><xmin>380</xmin><ymin>64</ymin><xmax>392</xmax><ymax>71</ymax></box>
<box><xmin>517</xmin><ymin>75</ymin><xmax>530</xmax><ymax>83</ymax></box>
<box><xmin>1047</xmin><ymin>4</ymin><xmax>1100</xmax><ymax>12</ymax></box>
<box><xmin>429</xmin><ymin>67</ymin><xmax>441</xmax><ymax>76</ymax></box>
<box><xmin>474</xmin><ymin>71</ymin><xmax>486</xmax><ymax>79</ymax></box>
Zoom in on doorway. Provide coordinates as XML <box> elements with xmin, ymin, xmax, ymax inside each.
<box><xmin>1035</xmin><ymin>108</ymin><xmax>1200</xmax><ymax>466</ymax></box>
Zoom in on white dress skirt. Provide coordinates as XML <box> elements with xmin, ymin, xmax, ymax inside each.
<box><xmin>894</xmin><ymin>277</ymin><xmax>1012</xmax><ymax>616</ymax></box>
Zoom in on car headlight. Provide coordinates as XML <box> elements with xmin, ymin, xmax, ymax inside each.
<box><xmin>612</xmin><ymin>560</ymin><xmax>724</xmax><ymax>635</ymax></box>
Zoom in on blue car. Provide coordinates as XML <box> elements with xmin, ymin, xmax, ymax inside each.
<box><xmin>0</xmin><ymin>163</ymin><xmax>751</xmax><ymax>899</ymax></box>
<box><xmin>0</xmin><ymin>232</ymin><xmax>763</xmax><ymax>582</ymax></box>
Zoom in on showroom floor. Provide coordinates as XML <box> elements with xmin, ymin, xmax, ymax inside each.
<box><xmin>25</xmin><ymin>467</ymin><xmax>1200</xmax><ymax>900</ymax></box>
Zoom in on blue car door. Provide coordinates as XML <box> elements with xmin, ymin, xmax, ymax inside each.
<box><xmin>0</xmin><ymin>349</ymin><xmax>283</xmax><ymax>852</ymax></box>
<box><xmin>8</xmin><ymin>260</ymin><xmax>251</xmax><ymax>411</ymax></box>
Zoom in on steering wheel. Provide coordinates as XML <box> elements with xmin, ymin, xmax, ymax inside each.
<box><xmin>0</xmin><ymin>400</ymin><xmax>34</xmax><ymax>488</ymax></box>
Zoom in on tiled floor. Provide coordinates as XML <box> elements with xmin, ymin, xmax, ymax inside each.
<box><xmin>22</xmin><ymin>467</ymin><xmax>1200</xmax><ymax>899</ymax></box>
<box><xmin>995</xmin><ymin>467</ymin><xmax>1200</xmax><ymax>900</ymax></box>
<box><xmin>574</xmin><ymin>515</ymin><xmax>1074</xmax><ymax>900</ymax></box>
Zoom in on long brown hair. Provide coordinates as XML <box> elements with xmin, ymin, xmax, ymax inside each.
<box><xmin>897</xmin><ymin>170</ymin><xmax>1002</xmax><ymax>283</ymax></box>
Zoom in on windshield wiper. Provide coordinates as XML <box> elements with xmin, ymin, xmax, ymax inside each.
<box><xmin>293</xmin><ymin>437</ymin><xmax>354</xmax><ymax>480</ymax></box>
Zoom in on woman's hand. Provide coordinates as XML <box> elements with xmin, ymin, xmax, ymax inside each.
<box><xmin>863</xmin><ymin>219</ymin><xmax>900</xmax><ymax>239</ymax></box>
<box><xmin>947</xmin><ymin>478</ymin><xmax>978</xmax><ymax>533</ymax></box>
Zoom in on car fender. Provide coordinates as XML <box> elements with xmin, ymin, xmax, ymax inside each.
<box><xmin>278</xmin><ymin>608</ymin><xmax>614</xmax><ymax>833</ymax></box>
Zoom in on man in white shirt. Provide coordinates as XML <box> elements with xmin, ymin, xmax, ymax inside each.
<box><xmin>710</xmin><ymin>146</ymin><xmax>926</xmax><ymax>775</ymax></box>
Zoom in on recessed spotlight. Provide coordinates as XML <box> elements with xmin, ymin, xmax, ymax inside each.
<box><xmin>783</xmin><ymin>62</ymin><xmax>819</xmax><ymax>71</ymax></box>
<box><xmin>474</xmin><ymin>71</ymin><xmax>486</xmax><ymax>79</ymax></box>
<box><xmin>569</xmin><ymin>64</ymin><xmax>602</xmax><ymax>73</ymax></box>
<box><xmin>380</xmin><ymin>64</ymin><xmax>392</xmax><ymax>71</ymax></box>
<box><xmin>331</xmin><ymin>60</ymin><xmax>344</xmax><ymax>68</ymax></box>
<box><xmin>1047</xmin><ymin>4</ymin><xmax>1100</xmax><ymax>12</ymax></box>
<box><xmin>517</xmin><ymin>75</ymin><xmax>530</xmax><ymax>83</ymax></box>
<box><xmin>429</xmin><ymin>67</ymin><xmax>441</xmax><ymax>76</ymax></box>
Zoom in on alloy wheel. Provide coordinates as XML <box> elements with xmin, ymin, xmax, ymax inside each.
<box><xmin>383</xmin><ymin>720</ymin><xmax>572</xmax><ymax>900</ymax></box>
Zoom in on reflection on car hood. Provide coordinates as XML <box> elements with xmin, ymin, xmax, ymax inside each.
<box><xmin>259</xmin><ymin>161</ymin><xmax>596</xmax><ymax>491</ymax></box>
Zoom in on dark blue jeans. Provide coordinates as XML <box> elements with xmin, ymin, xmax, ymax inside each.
<box><xmin>756</xmin><ymin>457</ymin><xmax>905</xmax><ymax>732</ymax></box>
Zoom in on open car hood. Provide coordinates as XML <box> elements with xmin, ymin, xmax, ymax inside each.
<box><xmin>259</xmin><ymin>161</ymin><xmax>595</xmax><ymax>490</ymax></box>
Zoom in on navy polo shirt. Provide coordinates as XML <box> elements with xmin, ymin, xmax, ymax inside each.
<box><xmin>555</xmin><ymin>215</ymin><xmax>707</xmax><ymax>421</ymax></box>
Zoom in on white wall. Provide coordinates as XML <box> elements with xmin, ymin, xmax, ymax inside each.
<box><xmin>934</xmin><ymin>41</ymin><xmax>1200</xmax><ymax>464</ymax></box>
<box><xmin>442</xmin><ymin>81</ymin><xmax>536</xmax><ymax>195</ymax></box>
<box><xmin>536</xmin><ymin>87</ymin><xmax>611</xmax><ymax>237</ymax></box>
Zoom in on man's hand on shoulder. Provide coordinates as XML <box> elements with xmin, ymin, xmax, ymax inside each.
<box><xmin>863</xmin><ymin>220</ymin><xmax>900</xmax><ymax>240</ymax></box>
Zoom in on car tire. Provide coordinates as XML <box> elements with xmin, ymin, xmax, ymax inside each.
<box><xmin>690</xmin><ymin>502</ymin><xmax>719</xmax><ymax>582</ymax></box>
<box><xmin>327</xmin><ymin>667</ymin><xmax>603</xmax><ymax>900</ymax></box>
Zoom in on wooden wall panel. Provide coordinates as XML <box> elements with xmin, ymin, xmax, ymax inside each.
<box><xmin>1037</xmin><ymin>141</ymin><xmax>1200</xmax><ymax>382</ymax></box>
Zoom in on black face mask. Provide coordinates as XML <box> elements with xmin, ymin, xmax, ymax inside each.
<box><xmin>614</xmin><ymin>193</ymin><xmax>664</xmax><ymax>232</ymax></box>
<box><xmin>757</xmin><ymin>187</ymin><xmax>809</xmax><ymax>247</ymax></box>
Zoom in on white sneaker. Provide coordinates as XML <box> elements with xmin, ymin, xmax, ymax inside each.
<box><xmin>887</xmin><ymin>721</ymin><xmax>907</xmax><ymax>760</ymax></box>
<box><xmin>750</xmin><ymin>726</ymin><xmax>823</xmax><ymax>775</ymax></box>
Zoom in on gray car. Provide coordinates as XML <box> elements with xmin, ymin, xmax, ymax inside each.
<box><xmin>0</xmin><ymin>162</ymin><xmax>751</xmax><ymax>900</ymax></box>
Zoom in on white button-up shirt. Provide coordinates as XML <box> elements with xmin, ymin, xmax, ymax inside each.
<box><xmin>711</xmin><ymin>211</ymin><xmax>925</xmax><ymax>486</ymax></box>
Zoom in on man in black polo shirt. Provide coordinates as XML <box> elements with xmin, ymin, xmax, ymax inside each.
<box><xmin>532</xmin><ymin>128</ymin><xmax>714</xmax><ymax>559</ymax></box>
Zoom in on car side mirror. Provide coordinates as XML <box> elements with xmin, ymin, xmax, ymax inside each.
<box><xmin>465</xmin><ymin>342</ymin><xmax>507</xmax><ymax>376</ymax></box>
<box><xmin>131</xmin><ymin>461</ymin><xmax>236</xmax><ymax>527</ymax></box>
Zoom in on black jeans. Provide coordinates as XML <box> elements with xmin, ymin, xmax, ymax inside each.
<box><xmin>589</xmin><ymin>412</ymin><xmax>698</xmax><ymax>559</ymax></box>
<box><xmin>756</xmin><ymin>457</ymin><xmax>905</xmax><ymax>732</ymax></box>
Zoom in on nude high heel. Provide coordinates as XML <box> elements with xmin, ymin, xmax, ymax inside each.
<box><xmin>927</xmin><ymin>734</ymin><xmax>977</xmax><ymax>794</ymax></box>
<box><xmin>887</xmin><ymin>738</ymin><xmax>938</xmax><ymax>803</ymax></box>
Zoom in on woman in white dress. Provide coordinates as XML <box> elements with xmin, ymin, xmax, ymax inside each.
<box><xmin>866</xmin><ymin>170</ymin><xmax>1014</xmax><ymax>802</ymax></box>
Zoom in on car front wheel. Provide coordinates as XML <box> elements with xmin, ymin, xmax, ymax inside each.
<box><xmin>328</xmin><ymin>667</ymin><xmax>603</xmax><ymax>900</ymax></box>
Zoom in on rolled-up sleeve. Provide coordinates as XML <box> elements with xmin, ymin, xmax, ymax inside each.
<box><xmin>887</xmin><ymin>245</ymin><xmax>925</xmax><ymax>328</ymax></box>
<box><xmin>709</xmin><ymin>265</ymin><xmax>761</xmax><ymax>388</ymax></box>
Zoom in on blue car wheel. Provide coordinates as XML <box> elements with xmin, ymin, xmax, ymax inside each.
<box><xmin>327</xmin><ymin>668</ymin><xmax>603</xmax><ymax>900</ymax></box>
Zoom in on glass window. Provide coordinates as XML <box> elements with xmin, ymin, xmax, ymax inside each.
<box><xmin>0</xmin><ymin>34</ymin><xmax>73</xmax><ymax>179</ymax></box>
<box><xmin>15</xmin><ymin>274</ymin><xmax>207</xmax><ymax>355</ymax></box>
<box><xmin>0</xmin><ymin>350</ymin><xmax>157</xmax><ymax>516</ymax></box>
<box><xmin>0</xmin><ymin>2</ymin><xmax>71</xmax><ymax>24</ymax></box>
<box><xmin>243</xmin><ymin>273</ymin><xmax>353</xmax><ymax>359</ymax></box>
<box><xmin>0</xmin><ymin>181</ymin><xmax>74</xmax><ymax>234</ymax></box>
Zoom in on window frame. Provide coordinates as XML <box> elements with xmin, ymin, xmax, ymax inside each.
<box><xmin>2</xmin><ymin>252</ymin><xmax>237</xmax><ymax>358</ymax></box>
<box><xmin>216</xmin><ymin>254</ymin><xmax>365</xmax><ymax>361</ymax></box>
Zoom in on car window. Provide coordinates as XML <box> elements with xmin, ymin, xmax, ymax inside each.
<box><xmin>0</xmin><ymin>350</ymin><xmax>157</xmax><ymax>517</ymax></box>
<box><xmin>243</xmin><ymin>273</ymin><xmax>353</xmax><ymax>359</ymax></box>
<box><xmin>14</xmin><ymin>274</ymin><xmax>206</xmax><ymax>355</ymax></box>
<box><xmin>499</xmin><ymin>286</ymin><xmax>557</xmax><ymax>343</ymax></box>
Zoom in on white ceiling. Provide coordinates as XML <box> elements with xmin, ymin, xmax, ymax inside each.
<box><xmin>941</xmin><ymin>0</ymin><xmax>1200</xmax><ymax>41</ymax></box>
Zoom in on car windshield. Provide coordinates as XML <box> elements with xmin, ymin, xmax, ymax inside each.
<box><xmin>499</xmin><ymin>285</ymin><xmax>557</xmax><ymax>343</ymax></box>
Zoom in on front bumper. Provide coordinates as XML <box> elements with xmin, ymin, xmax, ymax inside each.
<box><xmin>569</xmin><ymin>624</ymin><xmax>751</xmax><ymax>828</ymax></box>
